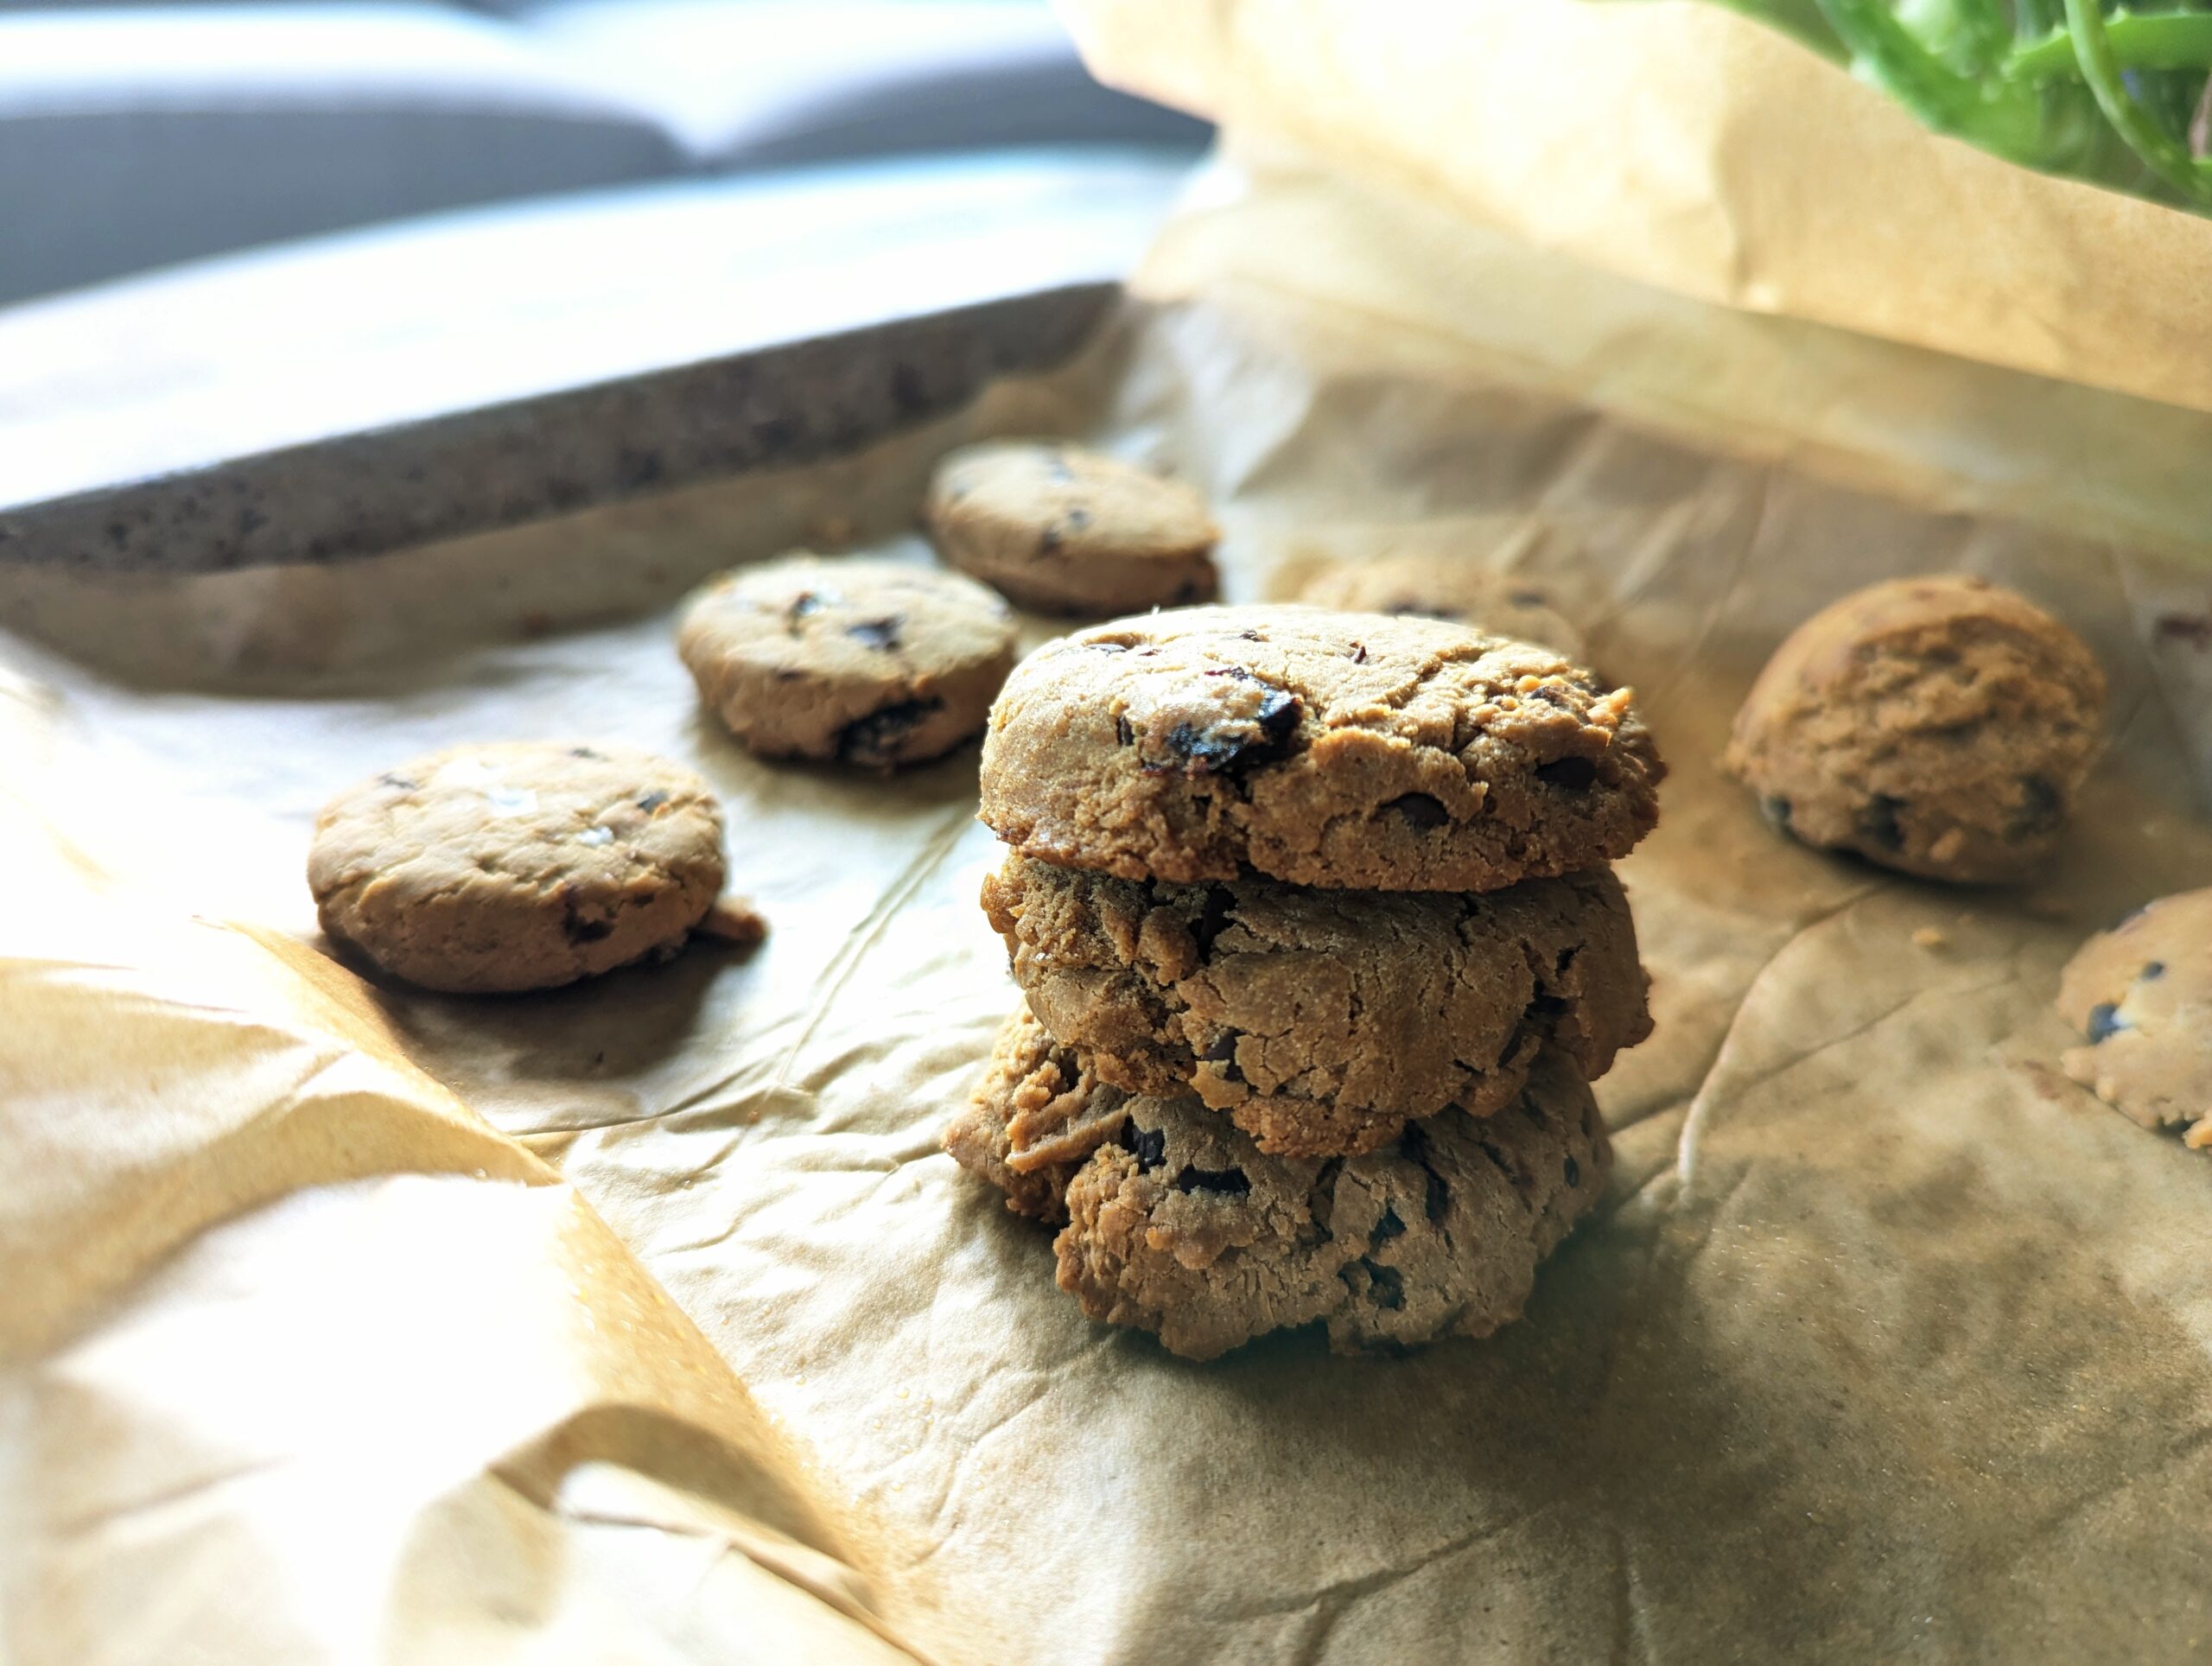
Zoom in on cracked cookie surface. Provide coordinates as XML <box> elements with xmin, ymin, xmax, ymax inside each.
<box><xmin>677</xmin><ymin>555</ymin><xmax>1016</xmax><ymax>768</ymax></box>
<box><xmin>1300</xmin><ymin>555</ymin><xmax>1586</xmax><ymax>660</ymax></box>
<box><xmin>950</xmin><ymin>1004</ymin><xmax>1611</xmax><ymax>1360</ymax></box>
<box><xmin>982</xmin><ymin>853</ymin><xmax>1649</xmax><ymax>1156</ymax></box>
<box><xmin>308</xmin><ymin>741</ymin><xmax>725</xmax><ymax>993</ymax></box>
<box><xmin>1724</xmin><ymin>575</ymin><xmax>2106</xmax><ymax>883</ymax></box>
<box><xmin>978</xmin><ymin>604</ymin><xmax>1664</xmax><ymax>891</ymax></box>
<box><xmin>2057</xmin><ymin>888</ymin><xmax>2212</xmax><ymax>1147</ymax></box>
<box><xmin>924</xmin><ymin>440</ymin><xmax>1218</xmax><ymax>615</ymax></box>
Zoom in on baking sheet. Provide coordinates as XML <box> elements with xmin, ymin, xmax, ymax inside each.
<box><xmin>9</xmin><ymin>164</ymin><xmax>2212</xmax><ymax>1661</ymax></box>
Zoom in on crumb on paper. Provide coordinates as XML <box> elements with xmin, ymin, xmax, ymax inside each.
<box><xmin>697</xmin><ymin>895</ymin><xmax>769</xmax><ymax>947</ymax></box>
<box><xmin>1912</xmin><ymin>926</ymin><xmax>1947</xmax><ymax>950</ymax></box>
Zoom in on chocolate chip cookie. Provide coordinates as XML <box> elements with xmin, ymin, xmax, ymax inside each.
<box><xmin>978</xmin><ymin>605</ymin><xmax>1665</xmax><ymax>891</ymax></box>
<box><xmin>923</xmin><ymin>441</ymin><xmax>1219</xmax><ymax>615</ymax></box>
<box><xmin>1300</xmin><ymin>556</ymin><xmax>1586</xmax><ymax>659</ymax></box>
<box><xmin>2056</xmin><ymin>888</ymin><xmax>2212</xmax><ymax>1148</ymax></box>
<box><xmin>1725</xmin><ymin>575</ymin><xmax>2106</xmax><ymax>883</ymax></box>
<box><xmin>677</xmin><ymin>556</ymin><xmax>1016</xmax><ymax>768</ymax></box>
<box><xmin>982</xmin><ymin>853</ymin><xmax>1649</xmax><ymax>1156</ymax></box>
<box><xmin>951</xmin><ymin>1006</ymin><xmax>1611</xmax><ymax>1360</ymax></box>
<box><xmin>309</xmin><ymin>741</ymin><xmax>725</xmax><ymax>993</ymax></box>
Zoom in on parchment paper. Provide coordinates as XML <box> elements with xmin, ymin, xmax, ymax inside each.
<box><xmin>9</xmin><ymin>161</ymin><xmax>2212</xmax><ymax>1661</ymax></box>
<box><xmin>1061</xmin><ymin>0</ymin><xmax>2212</xmax><ymax>422</ymax></box>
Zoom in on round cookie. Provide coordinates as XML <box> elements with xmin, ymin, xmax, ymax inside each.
<box><xmin>950</xmin><ymin>1006</ymin><xmax>1612</xmax><ymax>1361</ymax></box>
<box><xmin>677</xmin><ymin>556</ymin><xmax>1016</xmax><ymax>769</ymax></box>
<box><xmin>1724</xmin><ymin>575</ymin><xmax>2106</xmax><ymax>883</ymax></box>
<box><xmin>978</xmin><ymin>604</ymin><xmax>1665</xmax><ymax>892</ymax></box>
<box><xmin>309</xmin><ymin>741</ymin><xmax>725</xmax><ymax>993</ymax></box>
<box><xmin>2056</xmin><ymin>888</ymin><xmax>2212</xmax><ymax>1148</ymax></box>
<box><xmin>1300</xmin><ymin>556</ymin><xmax>1586</xmax><ymax>660</ymax></box>
<box><xmin>982</xmin><ymin>853</ymin><xmax>1649</xmax><ymax>1157</ymax></box>
<box><xmin>923</xmin><ymin>441</ymin><xmax>1219</xmax><ymax>615</ymax></box>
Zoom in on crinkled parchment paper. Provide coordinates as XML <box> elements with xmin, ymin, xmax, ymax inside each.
<box><xmin>9</xmin><ymin>154</ymin><xmax>2212</xmax><ymax>1661</ymax></box>
<box><xmin>1062</xmin><ymin>0</ymin><xmax>2212</xmax><ymax>421</ymax></box>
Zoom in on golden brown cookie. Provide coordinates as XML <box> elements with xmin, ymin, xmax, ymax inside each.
<box><xmin>2056</xmin><ymin>889</ymin><xmax>2212</xmax><ymax>1147</ymax></box>
<box><xmin>950</xmin><ymin>1006</ymin><xmax>1611</xmax><ymax>1361</ymax></box>
<box><xmin>923</xmin><ymin>441</ymin><xmax>1219</xmax><ymax>615</ymax></box>
<box><xmin>308</xmin><ymin>741</ymin><xmax>725</xmax><ymax>993</ymax></box>
<box><xmin>1300</xmin><ymin>556</ymin><xmax>1586</xmax><ymax>659</ymax></box>
<box><xmin>1724</xmin><ymin>575</ymin><xmax>2106</xmax><ymax>883</ymax></box>
<box><xmin>982</xmin><ymin>853</ymin><xmax>1649</xmax><ymax>1157</ymax></box>
<box><xmin>978</xmin><ymin>604</ymin><xmax>1664</xmax><ymax>891</ymax></box>
<box><xmin>677</xmin><ymin>556</ymin><xmax>1016</xmax><ymax>768</ymax></box>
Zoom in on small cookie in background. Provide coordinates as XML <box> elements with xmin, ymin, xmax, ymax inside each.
<box><xmin>1300</xmin><ymin>555</ymin><xmax>1586</xmax><ymax>660</ymax></box>
<box><xmin>980</xmin><ymin>604</ymin><xmax>1664</xmax><ymax>892</ymax></box>
<box><xmin>677</xmin><ymin>556</ymin><xmax>1015</xmax><ymax>770</ymax></box>
<box><xmin>309</xmin><ymin>741</ymin><xmax>729</xmax><ymax>994</ymax></box>
<box><xmin>2056</xmin><ymin>888</ymin><xmax>2212</xmax><ymax>1148</ymax></box>
<box><xmin>1724</xmin><ymin>575</ymin><xmax>2106</xmax><ymax>884</ymax></box>
<box><xmin>923</xmin><ymin>441</ymin><xmax>1219</xmax><ymax>615</ymax></box>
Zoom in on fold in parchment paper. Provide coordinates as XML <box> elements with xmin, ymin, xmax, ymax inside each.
<box><xmin>8</xmin><ymin>162</ymin><xmax>2212</xmax><ymax>1663</ymax></box>
<box><xmin>1060</xmin><ymin>0</ymin><xmax>2212</xmax><ymax>422</ymax></box>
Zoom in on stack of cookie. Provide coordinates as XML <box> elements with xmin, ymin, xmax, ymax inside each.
<box><xmin>946</xmin><ymin>604</ymin><xmax>1667</xmax><ymax>1359</ymax></box>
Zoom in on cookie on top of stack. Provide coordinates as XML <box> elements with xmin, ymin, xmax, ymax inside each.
<box><xmin>946</xmin><ymin>603</ymin><xmax>1667</xmax><ymax>1359</ymax></box>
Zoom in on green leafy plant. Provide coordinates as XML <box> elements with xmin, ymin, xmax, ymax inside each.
<box><xmin>1716</xmin><ymin>0</ymin><xmax>2212</xmax><ymax>205</ymax></box>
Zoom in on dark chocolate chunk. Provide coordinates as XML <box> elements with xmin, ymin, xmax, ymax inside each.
<box><xmin>378</xmin><ymin>773</ymin><xmax>419</xmax><ymax>791</ymax></box>
<box><xmin>845</xmin><ymin>617</ymin><xmax>902</xmax><ymax>652</ymax></box>
<box><xmin>2087</xmin><ymin>1002</ymin><xmax>2126</xmax><ymax>1043</ymax></box>
<box><xmin>1349</xmin><ymin>641</ymin><xmax>1368</xmax><ymax>664</ymax></box>
<box><xmin>1535</xmin><ymin>755</ymin><xmax>1598</xmax><ymax>790</ymax></box>
<box><xmin>2011</xmin><ymin>774</ymin><xmax>2064</xmax><ymax>839</ymax></box>
<box><xmin>2143</xmin><ymin>961</ymin><xmax>2167</xmax><ymax>981</ymax></box>
<box><xmin>1856</xmin><ymin>792</ymin><xmax>1907</xmax><ymax>852</ymax></box>
<box><xmin>1172</xmin><ymin>1165</ymin><xmax>1252</xmax><ymax>1196</ymax></box>
<box><xmin>635</xmin><ymin>791</ymin><xmax>670</xmax><ymax>813</ymax></box>
<box><xmin>1382</xmin><ymin>792</ymin><xmax>1450</xmax><ymax>830</ymax></box>
<box><xmin>835</xmin><ymin>697</ymin><xmax>944</xmax><ymax>767</ymax></box>
<box><xmin>1146</xmin><ymin>683</ymin><xmax>1303</xmax><ymax>780</ymax></box>
<box><xmin>557</xmin><ymin>886</ymin><xmax>614</xmax><ymax>944</ymax></box>
<box><xmin>1760</xmin><ymin>794</ymin><xmax>1795</xmax><ymax>834</ymax></box>
<box><xmin>567</xmin><ymin>747</ymin><xmax>604</xmax><ymax>760</ymax></box>
<box><xmin>1118</xmin><ymin>1121</ymin><xmax>1167</xmax><ymax>1172</ymax></box>
<box><xmin>788</xmin><ymin>592</ymin><xmax>823</xmax><ymax>620</ymax></box>
<box><xmin>1115</xmin><ymin>714</ymin><xmax>1135</xmax><ymax>747</ymax></box>
<box><xmin>1200</xmin><ymin>1033</ymin><xmax>1239</xmax><ymax>1062</ymax></box>
<box><xmin>1564</xmin><ymin>1154</ymin><xmax>1581</xmax><ymax>1188</ymax></box>
<box><xmin>1510</xmin><ymin>589</ymin><xmax>1549</xmax><ymax>607</ymax></box>
<box><xmin>1066</xmin><ymin>506</ymin><xmax>1090</xmax><ymax>530</ymax></box>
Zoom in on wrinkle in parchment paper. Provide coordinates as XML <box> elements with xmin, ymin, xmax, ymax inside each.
<box><xmin>8</xmin><ymin>165</ymin><xmax>2212</xmax><ymax>1663</ymax></box>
